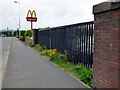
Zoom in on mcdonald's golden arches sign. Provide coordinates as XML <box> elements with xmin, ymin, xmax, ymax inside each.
<box><xmin>26</xmin><ymin>10</ymin><xmax>37</xmax><ymax>22</ymax></box>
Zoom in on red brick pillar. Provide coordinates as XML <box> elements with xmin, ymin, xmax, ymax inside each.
<box><xmin>93</xmin><ymin>2</ymin><xmax>120</xmax><ymax>88</ymax></box>
<box><xmin>32</xmin><ymin>29</ymin><xmax>38</xmax><ymax>45</ymax></box>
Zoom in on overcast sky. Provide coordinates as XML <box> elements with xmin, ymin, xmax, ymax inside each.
<box><xmin>0</xmin><ymin>0</ymin><xmax>107</xmax><ymax>30</ymax></box>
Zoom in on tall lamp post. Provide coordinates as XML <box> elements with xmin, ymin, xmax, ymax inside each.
<box><xmin>13</xmin><ymin>18</ymin><xmax>18</xmax><ymax>36</ymax></box>
<box><xmin>14</xmin><ymin>1</ymin><xmax>20</xmax><ymax>39</ymax></box>
<box><xmin>13</xmin><ymin>19</ymin><xmax>17</xmax><ymax>29</ymax></box>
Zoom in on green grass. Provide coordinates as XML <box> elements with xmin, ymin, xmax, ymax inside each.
<box><xmin>24</xmin><ymin>42</ymin><xmax>93</xmax><ymax>88</ymax></box>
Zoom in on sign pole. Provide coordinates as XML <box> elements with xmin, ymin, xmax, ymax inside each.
<box><xmin>31</xmin><ymin>21</ymin><xmax>33</xmax><ymax>30</ymax></box>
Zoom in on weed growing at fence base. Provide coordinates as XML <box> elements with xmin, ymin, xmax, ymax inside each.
<box><xmin>35</xmin><ymin>44</ymin><xmax>40</xmax><ymax>49</ymax></box>
<box><xmin>38</xmin><ymin>46</ymin><xmax>43</xmax><ymax>52</ymax></box>
<box><xmin>26</xmin><ymin>42</ymin><xmax>93</xmax><ymax>88</ymax></box>
<box><xmin>29</xmin><ymin>44</ymin><xmax>35</xmax><ymax>47</ymax></box>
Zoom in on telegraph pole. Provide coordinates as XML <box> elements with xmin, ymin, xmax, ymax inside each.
<box><xmin>14</xmin><ymin>1</ymin><xmax>21</xmax><ymax>39</ymax></box>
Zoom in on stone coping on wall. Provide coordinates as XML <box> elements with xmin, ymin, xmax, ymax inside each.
<box><xmin>25</xmin><ymin>37</ymin><xmax>33</xmax><ymax>40</ymax></box>
<box><xmin>93</xmin><ymin>1</ymin><xmax>120</xmax><ymax>14</ymax></box>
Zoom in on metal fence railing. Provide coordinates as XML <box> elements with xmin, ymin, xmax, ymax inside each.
<box><xmin>36</xmin><ymin>21</ymin><xmax>94</xmax><ymax>68</ymax></box>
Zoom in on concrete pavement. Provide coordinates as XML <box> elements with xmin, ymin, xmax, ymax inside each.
<box><xmin>0</xmin><ymin>37</ymin><xmax>12</xmax><ymax>89</ymax></box>
<box><xmin>2</xmin><ymin>37</ymin><xmax>12</xmax><ymax>56</ymax></box>
<box><xmin>2</xmin><ymin>37</ymin><xmax>89</xmax><ymax>88</ymax></box>
<box><xmin>2</xmin><ymin>37</ymin><xmax>12</xmax><ymax>64</ymax></box>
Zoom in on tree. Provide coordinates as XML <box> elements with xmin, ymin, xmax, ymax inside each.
<box><xmin>1</xmin><ymin>31</ymin><xmax>13</xmax><ymax>37</ymax></box>
<box><xmin>19</xmin><ymin>30</ymin><xmax>26</xmax><ymax>41</ymax></box>
<box><xmin>24</xmin><ymin>30</ymin><xmax>33</xmax><ymax>38</ymax></box>
<box><xmin>13</xmin><ymin>31</ymin><xmax>17</xmax><ymax>36</ymax></box>
<box><xmin>20</xmin><ymin>30</ymin><xmax>26</xmax><ymax>37</ymax></box>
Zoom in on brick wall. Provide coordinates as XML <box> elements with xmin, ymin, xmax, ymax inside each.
<box><xmin>32</xmin><ymin>29</ymin><xmax>38</xmax><ymax>45</ymax></box>
<box><xmin>93</xmin><ymin>2</ymin><xmax>120</xmax><ymax>88</ymax></box>
<box><xmin>25</xmin><ymin>37</ymin><xmax>33</xmax><ymax>44</ymax></box>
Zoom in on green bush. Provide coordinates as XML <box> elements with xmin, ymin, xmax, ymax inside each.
<box><xmin>64</xmin><ymin>50</ymin><xmax>68</xmax><ymax>56</ymax></box>
<box><xmin>60</xmin><ymin>54</ymin><xmax>68</xmax><ymax>63</ymax></box>
<box><xmin>80</xmin><ymin>67</ymin><xmax>93</xmax><ymax>87</ymax></box>
<box><xmin>20</xmin><ymin>30</ymin><xmax>26</xmax><ymax>37</ymax></box>
<box><xmin>59</xmin><ymin>63</ymin><xmax>65</xmax><ymax>67</ymax></box>
<box><xmin>20</xmin><ymin>36</ymin><xmax>25</xmax><ymax>41</ymax></box>
<box><xmin>17</xmin><ymin>35</ymin><xmax>19</xmax><ymax>38</ymax></box>
<box><xmin>38</xmin><ymin>46</ymin><xmax>43</xmax><ymax>52</ymax></box>
<box><xmin>29</xmin><ymin>44</ymin><xmax>35</xmax><ymax>47</ymax></box>
<box><xmin>24</xmin><ymin>30</ymin><xmax>33</xmax><ymax>38</ymax></box>
<box><xmin>43</xmin><ymin>45</ymin><xmax>47</xmax><ymax>50</ymax></box>
<box><xmin>40</xmin><ymin>50</ymin><xmax>49</xmax><ymax>56</ymax></box>
<box><xmin>50</xmin><ymin>54</ymin><xmax>57</xmax><ymax>61</ymax></box>
<box><xmin>72</xmin><ymin>64</ymin><xmax>93</xmax><ymax>87</ymax></box>
<box><xmin>35</xmin><ymin>44</ymin><xmax>40</xmax><ymax>49</ymax></box>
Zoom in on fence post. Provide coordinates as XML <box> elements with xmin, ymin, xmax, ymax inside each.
<box><xmin>93</xmin><ymin>2</ymin><xmax>120</xmax><ymax>88</ymax></box>
<box><xmin>50</xmin><ymin>29</ymin><xmax>51</xmax><ymax>49</ymax></box>
<box><xmin>32</xmin><ymin>29</ymin><xmax>38</xmax><ymax>45</ymax></box>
